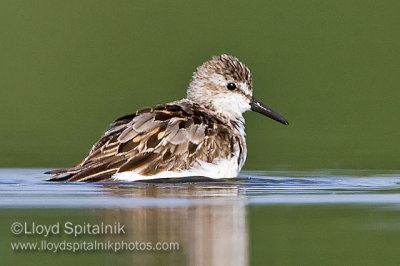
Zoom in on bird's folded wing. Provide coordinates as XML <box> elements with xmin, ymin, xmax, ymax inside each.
<box><xmin>46</xmin><ymin>104</ymin><xmax>231</xmax><ymax>182</ymax></box>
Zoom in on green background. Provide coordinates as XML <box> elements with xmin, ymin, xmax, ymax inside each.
<box><xmin>1</xmin><ymin>0</ymin><xmax>399</xmax><ymax>170</ymax></box>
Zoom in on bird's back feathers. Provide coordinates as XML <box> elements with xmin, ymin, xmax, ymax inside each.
<box><xmin>46</xmin><ymin>99</ymin><xmax>246</xmax><ymax>182</ymax></box>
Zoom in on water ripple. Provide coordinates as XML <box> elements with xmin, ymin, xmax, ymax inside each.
<box><xmin>0</xmin><ymin>168</ymin><xmax>400</xmax><ymax>207</ymax></box>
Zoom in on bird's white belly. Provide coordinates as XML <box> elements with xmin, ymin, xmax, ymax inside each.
<box><xmin>112</xmin><ymin>157</ymin><xmax>240</xmax><ymax>182</ymax></box>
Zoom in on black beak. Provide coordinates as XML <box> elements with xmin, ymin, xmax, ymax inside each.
<box><xmin>250</xmin><ymin>97</ymin><xmax>289</xmax><ymax>125</ymax></box>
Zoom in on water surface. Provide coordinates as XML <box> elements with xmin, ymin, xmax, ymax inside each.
<box><xmin>1</xmin><ymin>169</ymin><xmax>400</xmax><ymax>207</ymax></box>
<box><xmin>1</xmin><ymin>169</ymin><xmax>400</xmax><ymax>266</ymax></box>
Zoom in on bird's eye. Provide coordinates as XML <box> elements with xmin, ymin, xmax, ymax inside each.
<box><xmin>227</xmin><ymin>83</ymin><xmax>237</xmax><ymax>90</ymax></box>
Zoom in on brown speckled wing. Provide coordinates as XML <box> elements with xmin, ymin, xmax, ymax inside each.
<box><xmin>46</xmin><ymin>101</ymin><xmax>237</xmax><ymax>182</ymax></box>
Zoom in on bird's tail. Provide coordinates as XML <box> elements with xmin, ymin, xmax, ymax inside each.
<box><xmin>44</xmin><ymin>163</ymin><xmax>117</xmax><ymax>182</ymax></box>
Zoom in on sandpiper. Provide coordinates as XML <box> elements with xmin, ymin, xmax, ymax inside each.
<box><xmin>46</xmin><ymin>54</ymin><xmax>288</xmax><ymax>182</ymax></box>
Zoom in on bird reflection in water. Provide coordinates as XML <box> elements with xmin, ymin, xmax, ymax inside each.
<box><xmin>96</xmin><ymin>180</ymin><xmax>248</xmax><ymax>266</ymax></box>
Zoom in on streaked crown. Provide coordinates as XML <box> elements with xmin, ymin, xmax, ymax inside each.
<box><xmin>187</xmin><ymin>54</ymin><xmax>254</xmax><ymax>120</ymax></box>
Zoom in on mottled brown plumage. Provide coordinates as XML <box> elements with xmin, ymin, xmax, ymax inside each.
<box><xmin>47</xmin><ymin>100</ymin><xmax>246</xmax><ymax>182</ymax></box>
<box><xmin>46</xmin><ymin>54</ymin><xmax>288</xmax><ymax>182</ymax></box>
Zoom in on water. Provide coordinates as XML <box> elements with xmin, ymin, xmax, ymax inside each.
<box><xmin>2</xmin><ymin>169</ymin><xmax>400</xmax><ymax>207</ymax></box>
<box><xmin>2</xmin><ymin>1</ymin><xmax>400</xmax><ymax>265</ymax></box>
<box><xmin>2</xmin><ymin>169</ymin><xmax>400</xmax><ymax>265</ymax></box>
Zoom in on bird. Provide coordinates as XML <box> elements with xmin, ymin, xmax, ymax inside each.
<box><xmin>46</xmin><ymin>54</ymin><xmax>288</xmax><ymax>182</ymax></box>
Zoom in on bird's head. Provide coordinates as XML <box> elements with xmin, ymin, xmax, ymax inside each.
<box><xmin>187</xmin><ymin>54</ymin><xmax>288</xmax><ymax>125</ymax></box>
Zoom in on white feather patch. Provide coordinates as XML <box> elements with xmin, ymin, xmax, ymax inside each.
<box><xmin>112</xmin><ymin>157</ymin><xmax>239</xmax><ymax>181</ymax></box>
